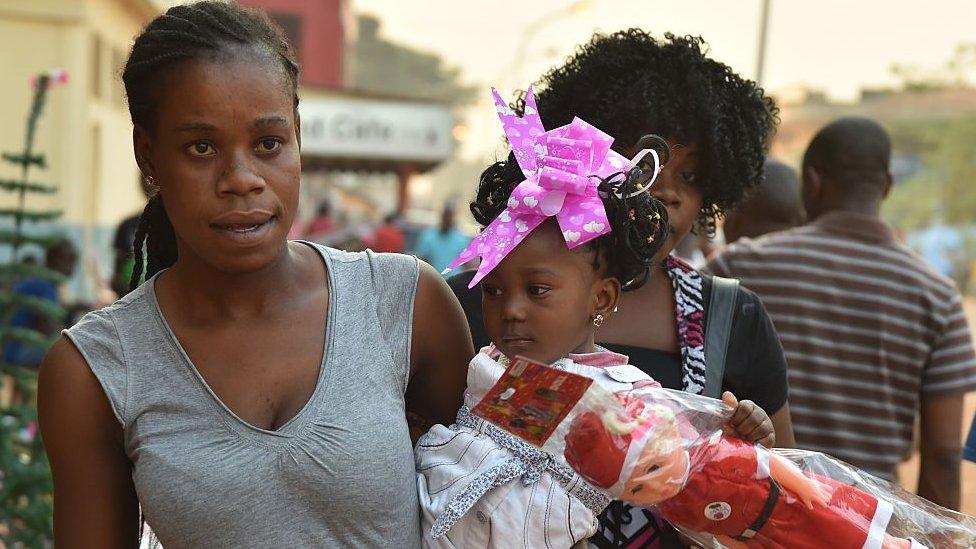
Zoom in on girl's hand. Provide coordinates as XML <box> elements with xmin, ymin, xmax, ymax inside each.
<box><xmin>722</xmin><ymin>391</ymin><xmax>775</xmax><ymax>447</ymax></box>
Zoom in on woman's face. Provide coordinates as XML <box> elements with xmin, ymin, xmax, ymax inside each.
<box><xmin>649</xmin><ymin>142</ymin><xmax>704</xmax><ymax>256</ymax></box>
<box><xmin>136</xmin><ymin>52</ymin><xmax>301</xmax><ymax>274</ymax></box>
<box><xmin>481</xmin><ymin>220</ymin><xmax>618</xmax><ymax>365</ymax></box>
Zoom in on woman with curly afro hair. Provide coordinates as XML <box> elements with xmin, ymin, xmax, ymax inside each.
<box><xmin>447</xmin><ymin>29</ymin><xmax>795</xmax><ymax>548</ymax></box>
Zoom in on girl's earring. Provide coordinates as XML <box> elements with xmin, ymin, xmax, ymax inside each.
<box><xmin>592</xmin><ymin>314</ymin><xmax>605</xmax><ymax>327</ymax></box>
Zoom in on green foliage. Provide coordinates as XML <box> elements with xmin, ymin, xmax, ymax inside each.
<box><xmin>0</xmin><ymin>230</ymin><xmax>64</xmax><ymax>250</ymax></box>
<box><xmin>884</xmin><ymin>116</ymin><xmax>976</xmax><ymax>232</ymax></box>
<box><xmin>0</xmin><ymin>377</ymin><xmax>51</xmax><ymax>547</ymax></box>
<box><xmin>0</xmin><ymin>71</ymin><xmax>66</xmax><ymax>547</ymax></box>
<box><xmin>0</xmin><ymin>210</ymin><xmax>63</xmax><ymax>223</ymax></box>
<box><xmin>0</xmin><ymin>154</ymin><xmax>45</xmax><ymax>170</ymax></box>
<box><xmin>0</xmin><ymin>264</ymin><xmax>66</xmax><ymax>285</ymax></box>
<box><xmin>0</xmin><ymin>180</ymin><xmax>57</xmax><ymax>195</ymax></box>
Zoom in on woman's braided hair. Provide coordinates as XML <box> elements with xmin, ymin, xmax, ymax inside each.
<box><xmin>122</xmin><ymin>1</ymin><xmax>300</xmax><ymax>291</ymax></box>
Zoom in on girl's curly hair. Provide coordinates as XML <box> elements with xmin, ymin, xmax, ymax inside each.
<box><xmin>472</xmin><ymin>136</ymin><xmax>671</xmax><ymax>291</ymax></box>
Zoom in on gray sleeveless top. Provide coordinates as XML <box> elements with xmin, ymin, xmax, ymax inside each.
<box><xmin>65</xmin><ymin>244</ymin><xmax>422</xmax><ymax>548</ymax></box>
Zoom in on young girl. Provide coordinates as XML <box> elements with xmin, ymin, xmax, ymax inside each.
<box><xmin>417</xmin><ymin>91</ymin><xmax>772</xmax><ymax>548</ymax></box>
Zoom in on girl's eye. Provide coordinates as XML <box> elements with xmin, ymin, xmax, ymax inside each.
<box><xmin>483</xmin><ymin>286</ymin><xmax>502</xmax><ymax>297</ymax></box>
<box><xmin>528</xmin><ymin>286</ymin><xmax>550</xmax><ymax>296</ymax></box>
<box><xmin>186</xmin><ymin>142</ymin><xmax>216</xmax><ymax>157</ymax></box>
<box><xmin>256</xmin><ymin>138</ymin><xmax>282</xmax><ymax>154</ymax></box>
<box><xmin>679</xmin><ymin>171</ymin><xmax>698</xmax><ymax>185</ymax></box>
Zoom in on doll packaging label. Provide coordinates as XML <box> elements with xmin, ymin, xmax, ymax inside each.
<box><xmin>472</xmin><ymin>356</ymin><xmax>593</xmax><ymax>446</ymax></box>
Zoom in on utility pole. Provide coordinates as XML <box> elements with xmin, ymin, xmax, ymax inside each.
<box><xmin>755</xmin><ymin>0</ymin><xmax>771</xmax><ymax>86</ymax></box>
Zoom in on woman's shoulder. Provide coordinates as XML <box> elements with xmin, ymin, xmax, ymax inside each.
<box><xmin>699</xmin><ymin>271</ymin><xmax>765</xmax><ymax>313</ymax></box>
<box><xmin>305</xmin><ymin>243</ymin><xmax>420</xmax><ymax>289</ymax></box>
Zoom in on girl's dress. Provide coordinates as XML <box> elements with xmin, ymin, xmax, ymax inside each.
<box><xmin>417</xmin><ymin>346</ymin><xmax>658</xmax><ymax>548</ymax></box>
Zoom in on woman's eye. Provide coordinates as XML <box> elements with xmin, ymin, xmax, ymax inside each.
<box><xmin>528</xmin><ymin>286</ymin><xmax>550</xmax><ymax>296</ymax></box>
<box><xmin>256</xmin><ymin>138</ymin><xmax>282</xmax><ymax>154</ymax></box>
<box><xmin>186</xmin><ymin>142</ymin><xmax>216</xmax><ymax>157</ymax></box>
<box><xmin>679</xmin><ymin>171</ymin><xmax>698</xmax><ymax>185</ymax></box>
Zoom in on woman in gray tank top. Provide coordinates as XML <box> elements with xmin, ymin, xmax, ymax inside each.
<box><xmin>36</xmin><ymin>3</ymin><xmax>472</xmax><ymax>547</ymax></box>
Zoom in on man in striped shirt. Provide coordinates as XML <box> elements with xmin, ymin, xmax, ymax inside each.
<box><xmin>707</xmin><ymin>117</ymin><xmax>976</xmax><ymax>510</ymax></box>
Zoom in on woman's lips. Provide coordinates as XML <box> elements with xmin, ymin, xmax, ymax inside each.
<box><xmin>210</xmin><ymin>215</ymin><xmax>276</xmax><ymax>245</ymax></box>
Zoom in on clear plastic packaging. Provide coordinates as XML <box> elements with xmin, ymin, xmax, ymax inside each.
<box><xmin>471</xmin><ymin>359</ymin><xmax>976</xmax><ymax>548</ymax></box>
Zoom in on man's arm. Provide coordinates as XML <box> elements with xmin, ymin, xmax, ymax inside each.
<box><xmin>917</xmin><ymin>392</ymin><xmax>965</xmax><ymax>509</ymax></box>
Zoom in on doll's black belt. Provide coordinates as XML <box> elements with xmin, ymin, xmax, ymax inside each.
<box><xmin>733</xmin><ymin>477</ymin><xmax>781</xmax><ymax>541</ymax></box>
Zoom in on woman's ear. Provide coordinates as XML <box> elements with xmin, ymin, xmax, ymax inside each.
<box><xmin>593</xmin><ymin>276</ymin><xmax>622</xmax><ymax>318</ymax></box>
<box><xmin>133</xmin><ymin>125</ymin><xmax>154</xmax><ymax>179</ymax></box>
<box><xmin>294</xmin><ymin>109</ymin><xmax>302</xmax><ymax>149</ymax></box>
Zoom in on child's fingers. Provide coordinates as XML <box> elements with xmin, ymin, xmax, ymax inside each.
<box><xmin>728</xmin><ymin>397</ymin><xmax>755</xmax><ymax>427</ymax></box>
<box><xmin>722</xmin><ymin>391</ymin><xmax>738</xmax><ymax>409</ymax></box>
<box><xmin>745</xmin><ymin>416</ymin><xmax>776</xmax><ymax>447</ymax></box>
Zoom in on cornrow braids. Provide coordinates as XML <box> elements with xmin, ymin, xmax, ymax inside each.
<box><xmin>122</xmin><ymin>1</ymin><xmax>301</xmax><ymax>291</ymax></box>
<box><xmin>470</xmin><ymin>136</ymin><xmax>671</xmax><ymax>292</ymax></box>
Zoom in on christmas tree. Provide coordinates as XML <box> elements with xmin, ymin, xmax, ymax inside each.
<box><xmin>0</xmin><ymin>69</ymin><xmax>70</xmax><ymax>547</ymax></box>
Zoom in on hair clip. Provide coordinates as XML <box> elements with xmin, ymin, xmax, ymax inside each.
<box><xmin>615</xmin><ymin>148</ymin><xmax>662</xmax><ymax>200</ymax></box>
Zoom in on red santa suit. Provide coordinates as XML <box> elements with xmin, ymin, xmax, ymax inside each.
<box><xmin>657</xmin><ymin>436</ymin><xmax>900</xmax><ymax>549</ymax></box>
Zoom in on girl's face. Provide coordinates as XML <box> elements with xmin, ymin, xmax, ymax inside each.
<box><xmin>481</xmin><ymin>220</ymin><xmax>619</xmax><ymax>365</ymax></box>
<box><xmin>649</xmin><ymin>142</ymin><xmax>704</xmax><ymax>256</ymax></box>
<box><xmin>134</xmin><ymin>51</ymin><xmax>301</xmax><ymax>274</ymax></box>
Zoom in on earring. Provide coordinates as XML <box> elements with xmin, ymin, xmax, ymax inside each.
<box><xmin>145</xmin><ymin>174</ymin><xmax>156</xmax><ymax>187</ymax></box>
<box><xmin>592</xmin><ymin>314</ymin><xmax>604</xmax><ymax>327</ymax></box>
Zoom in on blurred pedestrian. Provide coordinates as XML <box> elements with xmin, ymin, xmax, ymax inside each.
<box><xmin>707</xmin><ymin>117</ymin><xmax>976</xmax><ymax>509</ymax></box>
<box><xmin>965</xmin><ymin>414</ymin><xmax>976</xmax><ymax>463</ymax></box>
<box><xmin>4</xmin><ymin>239</ymin><xmax>77</xmax><ymax>367</ymax></box>
<box><xmin>110</xmin><ymin>179</ymin><xmax>153</xmax><ymax>297</ymax></box>
<box><xmin>304</xmin><ymin>200</ymin><xmax>335</xmax><ymax>239</ymax></box>
<box><xmin>722</xmin><ymin>159</ymin><xmax>805</xmax><ymax>245</ymax></box>
<box><xmin>415</xmin><ymin>205</ymin><xmax>470</xmax><ymax>273</ymax></box>
<box><xmin>366</xmin><ymin>212</ymin><xmax>405</xmax><ymax>253</ymax></box>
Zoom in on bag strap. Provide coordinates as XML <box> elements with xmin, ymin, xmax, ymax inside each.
<box><xmin>704</xmin><ymin>276</ymin><xmax>740</xmax><ymax>399</ymax></box>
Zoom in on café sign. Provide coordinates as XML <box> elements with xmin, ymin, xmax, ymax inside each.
<box><xmin>299</xmin><ymin>97</ymin><xmax>454</xmax><ymax>163</ymax></box>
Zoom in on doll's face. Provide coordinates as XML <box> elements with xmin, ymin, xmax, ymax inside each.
<box><xmin>621</xmin><ymin>410</ymin><xmax>689</xmax><ymax>506</ymax></box>
<box><xmin>623</xmin><ymin>445</ymin><xmax>689</xmax><ymax>506</ymax></box>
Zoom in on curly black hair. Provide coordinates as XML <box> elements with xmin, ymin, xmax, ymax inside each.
<box><xmin>475</xmin><ymin>29</ymin><xmax>778</xmax><ymax>236</ymax></box>
<box><xmin>472</xmin><ymin>135</ymin><xmax>671</xmax><ymax>291</ymax></box>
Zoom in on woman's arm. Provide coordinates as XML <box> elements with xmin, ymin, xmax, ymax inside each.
<box><xmin>736</xmin><ymin>286</ymin><xmax>796</xmax><ymax>448</ymax></box>
<box><xmin>37</xmin><ymin>337</ymin><xmax>140</xmax><ymax>548</ymax></box>
<box><xmin>406</xmin><ymin>262</ymin><xmax>474</xmax><ymax>439</ymax></box>
<box><xmin>770</xmin><ymin>403</ymin><xmax>796</xmax><ymax>448</ymax></box>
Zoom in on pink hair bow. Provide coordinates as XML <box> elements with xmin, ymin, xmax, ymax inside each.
<box><xmin>446</xmin><ymin>87</ymin><xmax>636</xmax><ymax>288</ymax></box>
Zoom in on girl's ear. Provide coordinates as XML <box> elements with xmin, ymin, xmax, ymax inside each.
<box><xmin>593</xmin><ymin>275</ymin><xmax>621</xmax><ymax>318</ymax></box>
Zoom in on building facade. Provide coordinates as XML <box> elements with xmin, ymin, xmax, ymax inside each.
<box><xmin>0</xmin><ymin>0</ymin><xmax>156</xmax><ymax>301</ymax></box>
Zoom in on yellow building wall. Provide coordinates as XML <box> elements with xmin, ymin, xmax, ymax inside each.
<box><xmin>0</xmin><ymin>0</ymin><xmax>155</xmax><ymax>299</ymax></box>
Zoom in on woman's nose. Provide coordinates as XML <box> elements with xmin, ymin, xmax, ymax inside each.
<box><xmin>217</xmin><ymin>151</ymin><xmax>266</xmax><ymax>197</ymax></box>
